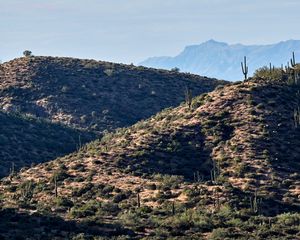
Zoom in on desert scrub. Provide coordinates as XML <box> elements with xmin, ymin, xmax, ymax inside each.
<box><xmin>153</xmin><ymin>174</ymin><xmax>184</xmax><ymax>189</ymax></box>
<box><xmin>254</xmin><ymin>66</ymin><xmax>283</xmax><ymax>81</ymax></box>
<box><xmin>55</xmin><ymin>196</ymin><xmax>74</xmax><ymax>208</ymax></box>
<box><xmin>69</xmin><ymin>200</ymin><xmax>101</xmax><ymax>218</ymax></box>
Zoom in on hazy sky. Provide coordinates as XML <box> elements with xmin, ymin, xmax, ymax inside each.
<box><xmin>1</xmin><ymin>0</ymin><xmax>300</xmax><ymax>63</ymax></box>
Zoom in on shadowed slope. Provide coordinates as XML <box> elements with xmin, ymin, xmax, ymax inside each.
<box><xmin>0</xmin><ymin>208</ymin><xmax>134</xmax><ymax>239</ymax></box>
<box><xmin>0</xmin><ymin>111</ymin><xmax>94</xmax><ymax>178</ymax></box>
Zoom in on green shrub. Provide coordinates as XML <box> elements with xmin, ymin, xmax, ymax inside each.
<box><xmin>113</xmin><ymin>193</ymin><xmax>127</xmax><ymax>203</ymax></box>
<box><xmin>253</xmin><ymin>66</ymin><xmax>283</xmax><ymax>81</ymax></box>
<box><xmin>209</xmin><ymin>228</ymin><xmax>230</xmax><ymax>239</ymax></box>
<box><xmin>70</xmin><ymin>200</ymin><xmax>101</xmax><ymax>218</ymax></box>
<box><xmin>100</xmin><ymin>202</ymin><xmax>120</xmax><ymax>215</ymax></box>
<box><xmin>55</xmin><ymin>197</ymin><xmax>74</xmax><ymax>208</ymax></box>
<box><xmin>154</xmin><ymin>174</ymin><xmax>183</xmax><ymax>189</ymax></box>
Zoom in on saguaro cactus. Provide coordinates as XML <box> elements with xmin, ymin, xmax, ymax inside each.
<box><xmin>294</xmin><ymin>107</ymin><xmax>300</xmax><ymax>128</ymax></box>
<box><xmin>291</xmin><ymin>52</ymin><xmax>296</xmax><ymax>67</ymax></box>
<box><xmin>185</xmin><ymin>87</ymin><xmax>193</xmax><ymax>109</ymax></box>
<box><xmin>54</xmin><ymin>175</ymin><xmax>58</xmax><ymax>198</ymax></box>
<box><xmin>269</xmin><ymin>63</ymin><xmax>272</xmax><ymax>73</ymax></box>
<box><xmin>286</xmin><ymin>62</ymin><xmax>290</xmax><ymax>72</ymax></box>
<box><xmin>290</xmin><ymin>52</ymin><xmax>298</xmax><ymax>84</ymax></box>
<box><xmin>20</xmin><ymin>181</ymin><xmax>33</xmax><ymax>202</ymax></box>
<box><xmin>210</xmin><ymin>160</ymin><xmax>220</xmax><ymax>184</ymax></box>
<box><xmin>250</xmin><ymin>189</ymin><xmax>262</xmax><ymax>213</ymax></box>
<box><xmin>210</xmin><ymin>168</ymin><xmax>217</xmax><ymax>184</ymax></box>
<box><xmin>241</xmin><ymin>56</ymin><xmax>248</xmax><ymax>81</ymax></box>
<box><xmin>194</xmin><ymin>171</ymin><xmax>203</xmax><ymax>183</ymax></box>
<box><xmin>9</xmin><ymin>162</ymin><xmax>15</xmax><ymax>181</ymax></box>
<box><xmin>137</xmin><ymin>193</ymin><xmax>141</xmax><ymax>208</ymax></box>
<box><xmin>172</xmin><ymin>201</ymin><xmax>175</xmax><ymax>215</ymax></box>
<box><xmin>10</xmin><ymin>162</ymin><xmax>15</xmax><ymax>176</ymax></box>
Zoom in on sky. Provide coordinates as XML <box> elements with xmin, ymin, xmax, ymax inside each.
<box><xmin>1</xmin><ymin>0</ymin><xmax>300</xmax><ymax>64</ymax></box>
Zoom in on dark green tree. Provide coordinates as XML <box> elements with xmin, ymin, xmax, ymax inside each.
<box><xmin>23</xmin><ymin>50</ymin><xmax>32</xmax><ymax>57</ymax></box>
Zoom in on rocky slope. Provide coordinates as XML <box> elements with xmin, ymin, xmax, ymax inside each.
<box><xmin>1</xmin><ymin>75</ymin><xmax>299</xmax><ymax>239</ymax></box>
<box><xmin>0</xmin><ymin>56</ymin><xmax>226</xmax><ymax>133</ymax></box>
<box><xmin>0</xmin><ymin>56</ymin><xmax>226</xmax><ymax>178</ymax></box>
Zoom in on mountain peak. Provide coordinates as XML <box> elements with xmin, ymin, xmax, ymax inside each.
<box><xmin>140</xmin><ymin>40</ymin><xmax>300</xmax><ymax>81</ymax></box>
<box><xmin>204</xmin><ymin>39</ymin><xmax>228</xmax><ymax>45</ymax></box>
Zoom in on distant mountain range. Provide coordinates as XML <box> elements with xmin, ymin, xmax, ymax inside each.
<box><xmin>140</xmin><ymin>39</ymin><xmax>300</xmax><ymax>81</ymax></box>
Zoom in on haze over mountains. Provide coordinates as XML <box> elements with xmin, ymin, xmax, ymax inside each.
<box><xmin>140</xmin><ymin>39</ymin><xmax>300</xmax><ymax>81</ymax></box>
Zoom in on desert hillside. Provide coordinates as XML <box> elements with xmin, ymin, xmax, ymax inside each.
<box><xmin>0</xmin><ymin>56</ymin><xmax>226</xmax><ymax>133</ymax></box>
<box><xmin>0</xmin><ymin>56</ymin><xmax>226</xmax><ymax>178</ymax></box>
<box><xmin>1</xmin><ymin>73</ymin><xmax>299</xmax><ymax>239</ymax></box>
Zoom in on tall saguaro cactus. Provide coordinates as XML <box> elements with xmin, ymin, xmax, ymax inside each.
<box><xmin>241</xmin><ymin>56</ymin><xmax>248</xmax><ymax>81</ymax></box>
<box><xmin>185</xmin><ymin>87</ymin><xmax>193</xmax><ymax>110</ymax></box>
<box><xmin>137</xmin><ymin>193</ymin><xmax>141</xmax><ymax>208</ymax></box>
<box><xmin>291</xmin><ymin>52</ymin><xmax>296</xmax><ymax>68</ymax></box>
<box><xmin>54</xmin><ymin>175</ymin><xmax>58</xmax><ymax>198</ymax></box>
<box><xmin>250</xmin><ymin>189</ymin><xmax>261</xmax><ymax>213</ymax></box>
<box><xmin>291</xmin><ymin>52</ymin><xmax>298</xmax><ymax>84</ymax></box>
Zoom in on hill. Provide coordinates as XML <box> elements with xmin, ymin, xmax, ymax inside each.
<box><xmin>1</xmin><ymin>74</ymin><xmax>300</xmax><ymax>239</ymax></box>
<box><xmin>140</xmin><ymin>39</ymin><xmax>300</xmax><ymax>81</ymax></box>
<box><xmin>0</xmin><ymin>56</ymin><xmax>225</xmax><ymax>178</ymax></box>
<box><xmin>0</xmin><ymin>56</ymin><xmax>226</xmax><ymax>133</ymax></box>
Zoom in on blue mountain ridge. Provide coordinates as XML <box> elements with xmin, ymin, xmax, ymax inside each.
<box><xmin>140</xmin><ymin>39</ymin><xmax>300</xmax><ymax>81</ymax></box>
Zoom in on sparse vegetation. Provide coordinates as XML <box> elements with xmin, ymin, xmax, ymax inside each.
<box><xmin>0</xmin><ymin>56</ymin><xmax>225</xmax><ymax>133</ymax></box>
<box><xmin>253</xmin><ymin>66</ymin><xmax>283</xmax><ymax>81</ymax></box>
<box><xmin>0</xmin><ymin>57</ymin><xmax>300</xmax><ymax>239</ymax></box>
